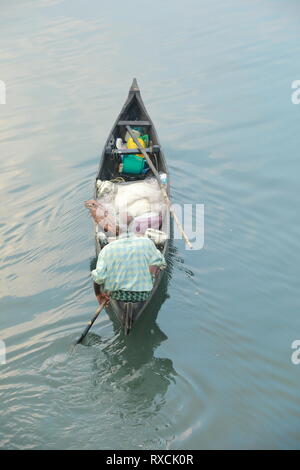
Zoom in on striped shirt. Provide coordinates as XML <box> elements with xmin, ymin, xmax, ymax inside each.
<box><xmin>91</xmin><ymin>235</ymin><xmax>166</xmax><ymax>292</ymax></box>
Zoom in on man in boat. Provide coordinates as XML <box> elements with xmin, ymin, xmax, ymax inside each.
<box><xmin>91</xmin><ymin>233</ymin><xmax>167</xmax><ymax>304</ymax></box>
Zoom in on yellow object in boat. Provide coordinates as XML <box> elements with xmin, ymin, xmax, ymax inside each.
<box><xmin>127</xmin><ymin>137</ymin><xmax>146</xmax><ymax>157</ymax></box>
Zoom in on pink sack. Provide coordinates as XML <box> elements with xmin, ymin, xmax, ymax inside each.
<box><xmin>131</xmin><ymin>212</ymin><xmax>162</xmax><ymax>234</ymax></box>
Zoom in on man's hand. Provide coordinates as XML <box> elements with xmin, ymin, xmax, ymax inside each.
<box><xmin>96</xmin><ymin>293</ymin><xmax>110</xmax><ymax>306</ymax></box>
<box><xmin>149</xmin><ymin>265</ymin><xmax>159</xmax><ymax>276</ymax></box>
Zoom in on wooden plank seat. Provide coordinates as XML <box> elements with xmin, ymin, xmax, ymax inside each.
<box><xmin>117</xmin><ymin>120</ymin><xmax>151</xmax><ymax>126</ymax></box>
<box><xmin>109</xmin><ymin>145</ymin><xmax>160</xmax><ymax>155</ymax></box>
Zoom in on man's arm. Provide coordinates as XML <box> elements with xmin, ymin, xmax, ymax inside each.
<box><xmin>91</xmin><ymin>250</ymin><xmax>107</xmax><ymax>285</ymax></box>
<box><xmin>91</xmin><ymin>251</ymin><xmax>109</xmax><ymax>305</ymax></box>
<box><xmin>148</xmin><ymin>240</ymin><xmax>167</xmax><ymax>270</ymax></box>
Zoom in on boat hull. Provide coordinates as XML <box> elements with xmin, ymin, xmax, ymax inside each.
<box><xmin>93</xmin><ymin>79</ymin><xmax>171</xmax><ymax>333</ymax></box>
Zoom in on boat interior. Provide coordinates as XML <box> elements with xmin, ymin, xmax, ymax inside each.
<box><xmin>98</xmin><ymin>93</ymin><xmax>166</xmax><ymax>182</ymax></box>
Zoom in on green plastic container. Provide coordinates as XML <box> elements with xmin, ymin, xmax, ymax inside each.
<box><xmin>141</xmin><ymin>134</ymin><xmax>149</xmax><ymax>147</ymax></box>
<box><xmin>122</xmin><ymin>154</ymin><xmax>145</xmax><ymax>174</ymax></box>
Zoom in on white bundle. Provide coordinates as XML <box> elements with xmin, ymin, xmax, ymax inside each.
<box><xmin>96</xmin><ymin>177</ymin><xmax>164</xmax><ymax>218</ymax></box>
<box><xmin>114</xmin><ymin>178</ymin><xmax>163</xmax><ymax>217</ymax></box>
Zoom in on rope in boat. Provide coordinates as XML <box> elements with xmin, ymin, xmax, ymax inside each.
<box><xmin>109</xmin><ymin>176</ymin><xmax>126</xmax><ymax>183</ymax></box>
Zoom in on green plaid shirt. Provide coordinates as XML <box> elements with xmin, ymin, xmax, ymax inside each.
<box><xmin>91</xmin><ymin>235</ymin><xmax>166</xmax><ymax>292</ymax></box>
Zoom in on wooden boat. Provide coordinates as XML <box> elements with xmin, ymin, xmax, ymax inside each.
<box><xmin>93</xmin><ymin>78</ymin><xmax>170</xmax><ymax>334</ymax></box>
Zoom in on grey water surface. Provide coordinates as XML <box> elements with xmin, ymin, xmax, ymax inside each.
<box><xmin>1</xmin><ymin>0</ymin><xmax>300</xmax><ymax>450</ymax></box>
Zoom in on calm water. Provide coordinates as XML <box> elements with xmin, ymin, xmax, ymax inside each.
<box><xmin>1</xmin><ymin>0</ymin><xmax>300</xmax><ymax>450</ymax></box>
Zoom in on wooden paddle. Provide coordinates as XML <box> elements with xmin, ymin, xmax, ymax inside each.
<box><xmin>126</xmin><ymin>125</ymin><xmax>193</xmax><ymax>249</ymax></box>
<box><xmin>75</xmin><ymin>300</ymin><xmax>108</xmax><ymax>345</ymax></box>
